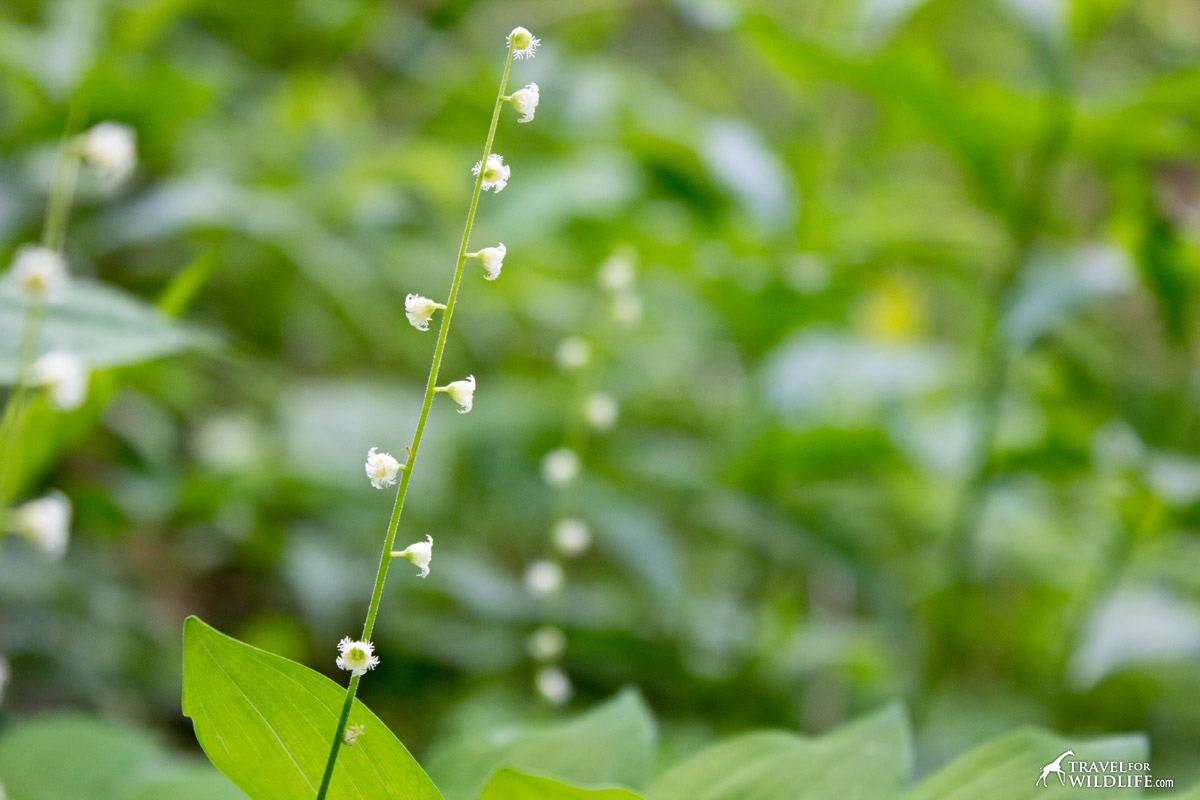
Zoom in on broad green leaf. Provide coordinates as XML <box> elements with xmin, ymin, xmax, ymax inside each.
<box><xmin>182</xmin><ymin>616</ymin><xmax>442</xmax><ymax>800</ymax></box>
<box><xmin>114</xmin><ymin>762</ymin><xmax>250</xmax><ymax>800</ymax></box>
<box><xmin>647</xmin><ymin>702</ymin><xmax>911</xmax><ymax>800</ymax></box>
<box><xmin>0</xmin><ymin>278</ymin><xmax>213</xmax><ymax>383</ymax></box>
<box><xmin>907</xmin><ymin>727</ymin><xmax>1148</xmax><ymax>800</ymax></box>
<box><xmin>425</xmin><ymin>689</ymin><xmax>657</xmax><ymax>800</ymax></box>
<box><xmin>480</xmin><ymin>769</ymin><xmax>645</xmax><ymax>800</ymax></box>
<box><xmin>0</xmin><ymin>715</ymin><xmax>163</xmax><ymax>800</ymax></box>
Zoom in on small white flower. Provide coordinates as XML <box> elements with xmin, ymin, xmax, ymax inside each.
<box><xmin>553</xmin><ymin>518</ymin><xmax>592</xmax><ymax>558</ymax></box>
<box><xmin>365</xmin><ymin>447</ymin><xmax>402</xmax><ymax>489</ymax></box>
<box><xmin>405</xmin><ymin>294</ymin><xmax>444</xmax><ymax>331</ymax></box>
<box><xmin>438</xmin><ymin>375</ymin><xmax>476</xmax><ymax>413</ymax></box>
<box><xmin>31</xmin><ymin>351</ymin><xmax>89</xmax><ymax>411</ymax></box>
<box><xmin>555</xmin><ymin>337</ymin><xmax>592</xmax><ymax>371</ymax></box>
<box><xmin>527</xmin><ymin>625</ymin><xmax>566</xmax><ymax>662</ymax></box>
<box><xmin>509</xmin><ymin>27</ymin><xmax>540</xmax><ymax>60</ymax></box>
<box><xmin>9</xmin><ymin>245</ymin><xmax>68</xmax><ymax>300</ymax></box>
<box><xmin>0</xmin><ymin>654</ymin><xmax>9</xmax><ymax>705</ymax></box>
<box><xmin>343</xmin><ymin>724</ymin><xmax>365</xmax><ymax>745</ymax></box>
<box><xmin>598</xmin><ymin>253</ymin><xmax>635</xmax><ymax>293</ymax></box>
<box><xmin>584</xmin><ymin>393</ymin><xmax>618</xmax><ymax>431</ymax></box>
<box><xmin>476</xmin><ymin>243</ymin><xmax>506</xmax><ymax>281</ymax></box>
<box><xmin>12</xmin><ymin>491</ymin><xmax>71</xmax><ymax>560</ymax></box>
<box><xmin>392</xmin><ymin>534</ymin><xmax>433</xmax><ymax>578</ymax></box>
<box><xmin>336</xmin><ymin>637</ymin><xmax>379</xmax><ymax>676</ymax></box>
<box><xmin>509</xmin><ymin>83</ymin><xmax>540</xmax><ymax>123</ymax></box>
<box><xmin>612</xmin><ymin>292</ymin><xmax>643</xmax><ymax>325</ymax></box>
<box><xmin>535</xmin><ymin>666</ymin><xmax>573</xmax><ymax>705</ymax></box>
<box><xmin>541</xmin><ymin>447</ymin><xmax>581</xmax><ymax>487</ymax></box>
<box><xmin>473</xmin><ymin>153</ymin><xmax>511</xmax><ymax>193</ymax></box>
<box><xmin>80</xmin><ymin>122</ymin><xmax>137</xmax><ymax>185</ymax></box>
<box><xmin>524</xmin><ymin>560</ymin><xmax>564</xmax><ymax>597</ymax></box>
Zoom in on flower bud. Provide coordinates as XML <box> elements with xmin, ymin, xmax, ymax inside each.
<box><xmin>541</xmin><ymin>447</ymin><xmax>581</xmax><ymax>487</ymax></box>
<box><xmin>9</xmin><ymin>245</ymin><xmax>68</xmax><ymax>301</ymax></box>
<box><xmin>392</xmin><ymin>535</ymin><xmax>433</xmax><ymax>578</ymax></box>
<box><xmin>509</xmin><ymin>27</ymin><xmax>540</xmax><ymax>59</ymax></box>
<box><xmin>509</xmin><ymin>83</ymin><xmax>540</xmax><ymax>123</ymax></box>
<box><xmin>477</xmin><ymin>244</ymin><xmax>506</xmax><ymax>280</ymax></box>
<box><xmin>80</xmin><ymin>122</ymin><xmax>137</xmax><ymax>185</ymax></box>
<box><xmin>584</xmin><ymin>392</ymin><xmax>618</xmax><ymax>431</ymax></box>
<box><xmin>552</xmin><ymin>518</ymin><xmax>592</xmax><ymax>558</ymax></box>
<box><xmin>405</xmin><ymin>294</ymin><xmax>443</xmax><ymax>331</ymax></box>
<box><xmin>555</xmin><ymin>337</ymin><xmax>592</xmax><ymax>371</ymax></box>
<box><xmin>524</xmin><ymin>560</ymin><xmax>564</xmax><ymax>597</ymax></box>
<box><xmin>439</xmin><ymin>375</ymin><xmax>476</xmax><ymax>413</ymax></box>
<box><xmin>535</xmin><ymin>666</ymin><xmax>573</xmax><ymax>704</ymax></box>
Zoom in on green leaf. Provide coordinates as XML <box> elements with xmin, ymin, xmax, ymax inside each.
<box><xmin>114</xmin><ymin>762</ymin><xmax>250</xmax><ymax>800</ymax></box>
<box><xmin>480</xmin><ymin>769</ymin><xmax>645</xmax><ymax>800</ymax></box>
<box><xmin>425</xmin><ymin>689</ymin><xmax>657</xmax><ymax>800</ymax></box>
<box><xmin>0</xmin><ymin>715</ymin><xmax>163</xmax><ymax>800</ymax></box>
<box><xmin>907</xmin><ymin>727</ymin><xmax>1148</xmax><ymax>800</ymax></box>
<box><xmin>0</xmin><ymin>278</ymin><xmax>213</xmax><ymax>383</ymax></box>
<box><xmin>181</xmin><ymin>616</ymin><xmax>443</xmax><ymax>800</ymax></box>
<box><xmin>647</xmin><ymin>702</ymin><xmax>911</xmax><ymax>800</ymax></box>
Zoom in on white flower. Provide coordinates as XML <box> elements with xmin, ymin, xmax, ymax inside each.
<box><xmin>509</xmin><ymin>27</ymin><xmax>540</xmax><ymax>60</ymax></box>
<box><xmin>365</xmin><ymin>447</ymin><xmax>402</xmax><ymax>489</ymax></box>
<box><xmin>524</xmin><ymin>560</ymin><xmax>564</xmax><ymax>597</ymax></box>
<box><xmin>0</xmin><ymin>654</ymin><xmax>9</xmax><ymax>705</ymax></box>
<box><xmin>31</xmin><ymin>351</ymin><xmax>89</xmax><ymax>411</ymax></box>
<box><xmin>80</xmin><ymin>122</ymin><xmax>137</xmax><ymax>185</ymax></box>
<box><xmin>438</xmin><ymin>375</ymin><xmax>476</xmax><ymax>413</ymax></box>
<box><xmin>612</xmin><ymin>292</ymin><xmax>643</xmax><ymax>325</ymax></box>
<box><xmin>476</xmin><ymin>243</ymin><xmax>506</xmax><ymax>281</ymax></box>
<box><xmin>336</xmin><ymin>637</ymin><xmax>379</xmax><ymax>676</ymax></box>
<box><xmin>555</xmin><ymin>337</ymin><xmax>592</xmax><ymax>371</ymax></box>
<box><xmin>9</xmin><ymin>245</ymin><xmax>68</xmax><ymax>300</ymax></box>
<box><xmin>541</xmin><ymin>447</ymin><xmax>581</xmax><ymax>487</ymax></box>
<box><xmin>343</xmin><ymin>724</ymin><xmax>365</xmax><ymax>745</ymax></box>
<box><xmin>535</xmin><ymin>666</ymin><xmax>573</xmax><ymax>705</ymax></box>
<box><xmin>584</xmin><ymin>393</ymin><xmax>618</xmax><ymax>431</ymax></box>
<box><xmin>509</xmin><ymin>83</ymin><xmax>540</xmax><ymax>123</ymax></box>
<box><xmin>12</xmin><ymin>491</ymin><xmax>71</xmax><ymax>560</ymax></box>
<box><xmin>405</xmin><ymin>294</ymin><xmax>444</xmax><ymax>331</ymax></box>
<box><xmin>598</xmin><ymin>253</ymin><xmax>635</xmax><ymax>292</ymax></box>
<box><xmin>392</xmin><ymin>534</ymin><xmax>433</xmax><ymax>578</ymax></box>
<box><xmin>553</xmin><ymin>518</ymin><xmax>592</xmax><ymax>558</ymax></box>
<box><xmin>473</xmin><ymin>153</ymin><xmax>511</xmax><ymax>192</ymax></box>
<box><xmin>527</xmin><ymin>625</ymin><xmax>566</xmax><ymax>662</ymax></box>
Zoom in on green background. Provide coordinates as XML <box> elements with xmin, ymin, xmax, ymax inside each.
<box><xmin>2</xmin><ymin>0</ymin><xmax>1200</xmax><ymax>791</ymax></box>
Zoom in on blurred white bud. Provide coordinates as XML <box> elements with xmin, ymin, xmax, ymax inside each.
<box><xmin>343</xmin><ymin>724</ymin><xmax>365</xmax><ymax>745</ymax></box>
<box><xmin>541</xmin><ymin>447</ymin><xmax>581</xmax><ymax>486</ymax></box>
<box><xmin>509</xmin><ymin>27</ymin><xmax>540</xmax><ymax>59</ymax></box>
<box><xmin>30</xmin><ymin>351</ymin><xmax>88</xmax><ymax>411</ymax></box>
<box><xmin>535</xmin><ymin>666</ymin><xmax>573</xmax><ymax>704</ymax></box>
<box><xmin>524</xmin><ymin>560</ymin><xmax>564</xmax><ymax>596</ymax></box>
<box><xmin>80</xmin><ymin>122</ymin><xmax>137</xmax><ymax>185</ymax></box>
<box><xmin>509</xmin><ymin>83</ymin><xmax>540</xmax><ymax>123</ymax></box>
<box><xmin>476</xmin><ymin>243</ymin><xmax>506</xmax><ymax>281</ymax></box>
<box><xmin>584</xmin><ymin>392</ymin><xmax>618</xmax><ymax>430</ymax></box>
<box><xmin>526</xmin><ymin>625</ymin><xmax>567</xmax><ymax>662</ymax></box>
<box><xmin>438</xmin><ymin>375</ymin><xmax>476</xmax><ymax>413</ymax></box>
<box><xmin>12</xmin><ymin>491</ymin><xmax>71</xmax><ymax>560</ymax></box>
<box><xmin>405</xmin><ymin>294</ymin><xmax>444</xmax><ymax>331</ymax></box>
<box><xmin>555</xmin><ymin>337</ymin><xmax>592</xmax><ymax>371</ymax></box>
<box><xmin>553</xmin><ymin>517</ymin><xmax>592</xmax><ymax>557</ymax></box>
<box><xmin>473</xmin><ymin>153</ymin><xmax>510</xmax><ymax>193</ymax></box>
<box><xmin>365</xmin><ymin>447</ymin><xmax>402</xmax><ymax>489</ymax></box>
<box><xmin>9</xmin><ymin>245</ymin><xmax>68</xmax><ymax>301</ymax></box>
<box><xmin>598</xmin><ymin>254</ymin><xmax>635</xmax><ymax>293</ymax></box>
<box><xmin>336</xmin><ymin>637</ymin><xmax>379</xmax><ymax>676</ymax></box>
<box><xmin>392</xmin><ymin>535</ymin><xmax>433</xmax><ymax>578</ymax></box>
<box><xmin>611</xmin><ymin>292</ymin><xmax>643</xmax><ymax>325</ymax></box>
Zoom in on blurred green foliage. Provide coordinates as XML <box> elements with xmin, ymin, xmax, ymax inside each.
<box><xmin>3</xmin><ymin>0</ymin><xmax>1200</xmax><ymax>789</ymax></box>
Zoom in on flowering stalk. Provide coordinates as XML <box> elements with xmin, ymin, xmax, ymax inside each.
<box><xmin>0</xmin><ymin>103</ymin><xmax>86</xmax><ymax>535</ymax></box>
<box><xmin>313</xmin><ymin>31</ymin><xmax>526</xmax><ymax>800</ymax></box>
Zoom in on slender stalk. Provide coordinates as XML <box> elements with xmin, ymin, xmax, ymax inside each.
<box><xmin>313</xmin><ymin>40</ymin><xmax>515</xmax><ymax>800</ymax></box>
<box><xmin>0</xmin><ymin>101</ymin><xmax>85</xmax><ymax>534</ymax></box>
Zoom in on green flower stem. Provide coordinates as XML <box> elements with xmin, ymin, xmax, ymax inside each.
<box><xmin>313</xmin><ymin>38</ymin><xmax>515</xmax><ymax>800</ymax></box>
<box><xmin>0</xmin><ymin>100</ymin><xmax>86</xmax><ymax>535</ymax></box>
